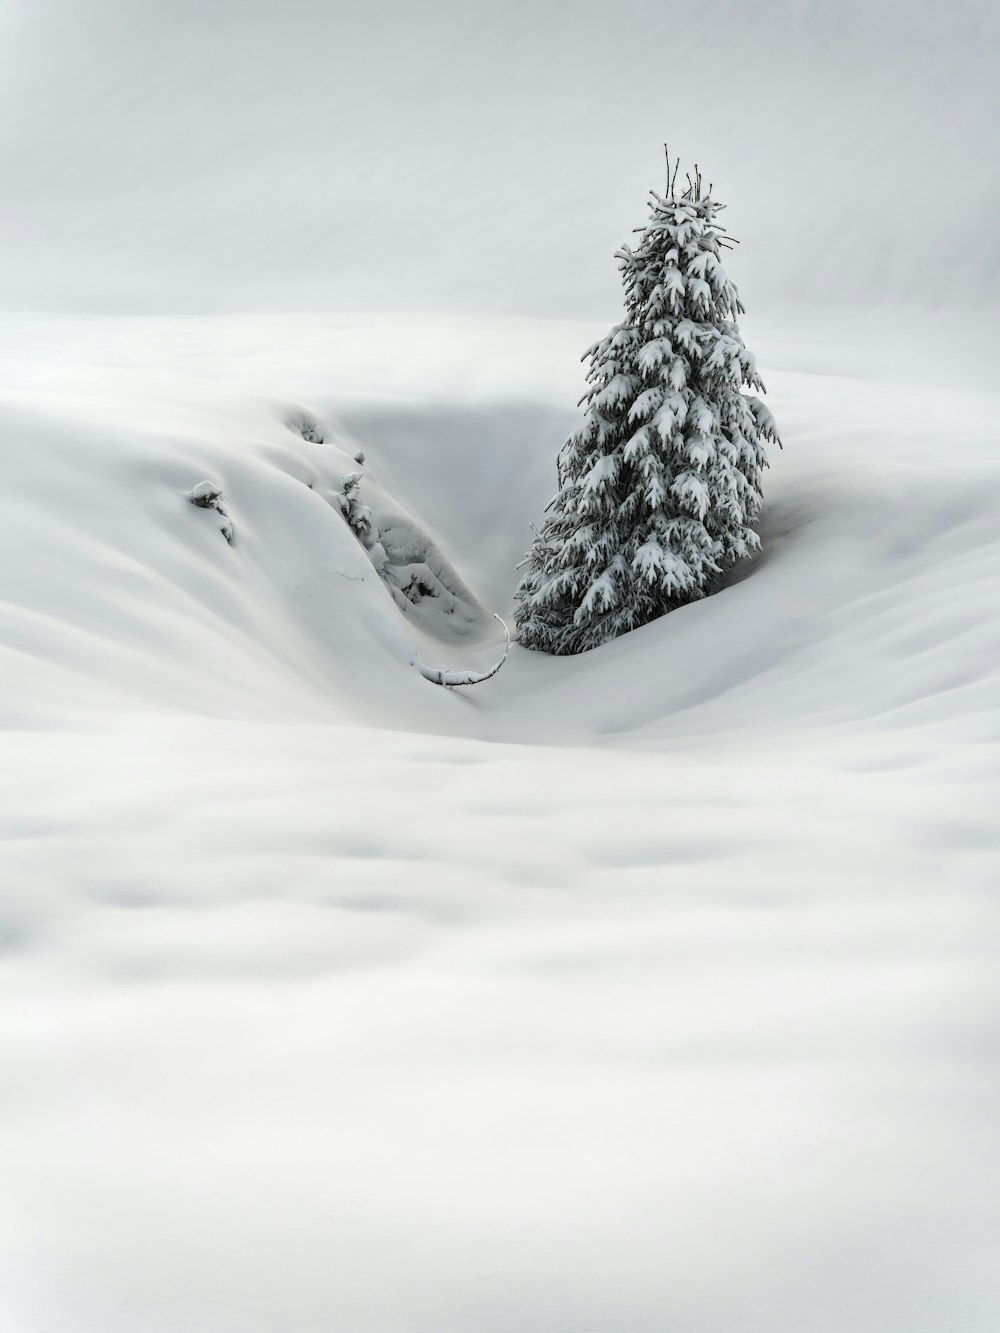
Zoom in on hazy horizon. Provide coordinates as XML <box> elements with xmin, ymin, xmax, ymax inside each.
<box><xmin>1</xmin><ymin>0</ymin><xmax>997</xmax><ymax>319</ymax></box>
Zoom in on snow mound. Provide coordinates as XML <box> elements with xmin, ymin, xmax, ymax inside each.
<box><xmin>0</xmin><ymin>330</ymin><xmax>507</xmax><ymax>732</ymax></box>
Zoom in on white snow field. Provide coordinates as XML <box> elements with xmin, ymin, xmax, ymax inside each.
<box><xmin>1</xmin><ymin>311</ymin><xmax>1000</xmax><ymax>1333</ymax></box>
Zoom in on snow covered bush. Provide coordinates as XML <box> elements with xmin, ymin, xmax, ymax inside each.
<box><xmin>336</xmin><ymin>450</ymin><xmax>391</xmax><ymax>579</ymax></box>
<box><xmin>185</xmin><ymin>481</ymin><xmax>233</xmax><ymax>544</ymax></box>
<box><xmin>515</xmin><ymin>155</ymin><xmax>780</xmax><ymax>655</ymax></box>
<box><xmin>333</xmin><ymin>448</ymin><xmax>508</xmax><ymax>686</ymax></box>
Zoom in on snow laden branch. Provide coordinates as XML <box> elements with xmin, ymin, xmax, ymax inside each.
<box><xmin>414</xmin><ymin>615</ymin><xmax>510</xmax><ymax>688</ymax></box>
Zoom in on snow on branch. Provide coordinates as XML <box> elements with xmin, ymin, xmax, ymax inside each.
<box><xmin>414</xmin><ymin>615</ymin><xmax>510</xmax><ymax>689</ymax></box>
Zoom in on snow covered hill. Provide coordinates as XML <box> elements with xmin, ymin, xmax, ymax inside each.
<box><xmin>2</xmin><ymin>312</ymin><xmax>999</xmax><ymax>1332</ymax></box>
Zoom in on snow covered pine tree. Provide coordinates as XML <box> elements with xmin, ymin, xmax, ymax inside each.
<box><xmin>515</xmin><ymin>153</ymin><xmax>780</xmax><ymax>655</ymax></box>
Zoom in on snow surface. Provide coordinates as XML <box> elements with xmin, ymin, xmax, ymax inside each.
<box><xmin>1</xmin><ymin>311</ymin><xmax>999</xmax><ymax>1332</ymax></box>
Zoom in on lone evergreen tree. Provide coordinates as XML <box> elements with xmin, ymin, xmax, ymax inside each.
<box><xmin>515</xmin><ymin>152</ymin><xmax>780</xmax><ymax>655</ymax></box>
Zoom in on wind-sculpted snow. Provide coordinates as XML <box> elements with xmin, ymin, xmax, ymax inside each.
<box><xmin>1</xmin><ymin>313</ymin><xmax>999</xmax><ymax>1333</ymax></box>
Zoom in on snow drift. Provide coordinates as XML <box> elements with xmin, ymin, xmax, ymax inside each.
<box><xmin>1</xmin><ymin>311</ymin><xmax>999</xmax><ymax>1333</ymax></box>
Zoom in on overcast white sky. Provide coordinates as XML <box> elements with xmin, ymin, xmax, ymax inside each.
<box><xmin>0</xmin><ymin>0</ymin><xmax>996</xmax><ymax>318</ymax></box>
